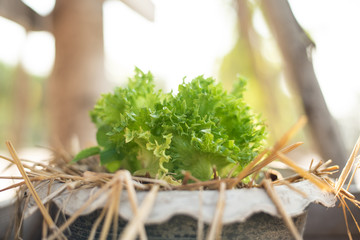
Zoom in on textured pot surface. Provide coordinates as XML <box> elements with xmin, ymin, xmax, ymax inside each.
<box><xmin>24</xmin><ymin>180</ymin><xmax>335</xmax><ymax>239</ymax></box>
<box><xmin>27</xmin><ymin>180</ymin><xmax>334</xmax><ymax>223</ymax></box>
<box><xmin>57</xmin><ymin>210</ymin><xmax>307</xmax><ymax>240</ymax></box>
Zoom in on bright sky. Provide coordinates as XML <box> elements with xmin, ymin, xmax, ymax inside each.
<box><xmin>0</xmin><ymin>0</ymin><xmax>359</xmax><ymax>129</ymax></box>
<box><xmin>289</xmin><ymin>0</ymin><xmax>360</xmax><ymax>118</ymax></box>
<box><xmin>103</xmin><ymin>0</ymin><xmax>236</xmax><ymax>92</ymax></box>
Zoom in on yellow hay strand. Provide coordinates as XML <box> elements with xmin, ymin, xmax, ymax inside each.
<box><xmin>346</xmin><ymin>160</ymin><xmax>360</xmax><ymax>192</ymax></box>
<box><xmin>277</xmin><ymin>152</ymin><xmax>331</xmax><ymax>192</ymax></box>
<box><xmin>112</xmin><ymin>179</ymin><xmax>122</xmax><ymax>240</ymax></box>
<box><xmin>197</xmin><ymin>187</ymin><xmax>204</xmax><ymax>240</ymax></box>
<box><xmin>5</xmin><ymin>141</ymin><xmax>57</xmax><ymax>230</ymax></box>
<box><xmin>276</xmin><ymin>180</ymin><xmax>308</xmax><ymax>198</ymax></box>
<box><xmin>340</xmin><ymin>196</ymin><xmax>353</xmax><ymax>240</ymax></box>
<box><xmin>119</xmin><ymin>185</ymin><xmax>159</xmax><ymax>240</ymax></box>
<box><xmin>99</xmin><ymin>180</ymin><xmax>123</xmax><ymax>240</ymax></box>
<box><xmin>123</xmin><ymin>171</ymin><xmax>147</xmax><ymax>240</ymax></box>
<box><xmin>320</xmin><ymin>166</ymin><xmax>339</xmax><ymax>173</ymax></box>
<box><xmin>229</xmin><ymin>148</ymin><xmax>269</xmax><ymax>188</ymax></box>
<box><xmin>254</xmin><ymin>143</ymin><xmax>303</xmax><ymax>179</ymax></box>
<box><xmin>47</xmin><ymin>182</ymin><xmax>113</xmax><ymax>240</ymax></box>
<box><xmin>336</xmin><ymin>136</ymin><xmax>360</xmax><ymax>195</ymax></box>
<box><xmin>340</xmin><ymin>188</ymin><xmax>356</xmax><ymax>200</ymax></box>
<box><xmin>262</xmin><ymin>179</ymin><xmax>301</xmax><ymax>240</ymax></box>
<box><xmin>3</xmin><ymin>115</ymin><xmax>355</xmax><ymax>239</ymax></box>
<box><xmin>275</xmin><ymin>116</ymin><xmax>307</xmax><ymax>150</ymax></box>
<box><xmin>340</xmin><ymin>195</ymin><xmax>360</xmax><ymax>234</ymax></box>
<box><xmin>206</xmin><ymin>181</ymin><xmax>226</xmax><ymax>240</ymax></box>
<box><xmin>89</xmin><ymin>201</ymin><xmax>111</xmax><ymax>240</ymax></box>
<box><xmin>309</xmin><ymin>159</ymin><xmax>314</xmax><ymax>171</ymax></box>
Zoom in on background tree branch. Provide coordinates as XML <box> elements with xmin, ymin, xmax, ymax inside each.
<box><xmin>261</xmin><ymin>0</ymin><xmax>347</xmax><ymax>171</ymax></box>
<box><xmin>0</xmin><ymin>0</ymin><xmax>51</xmax><ymax>31</ymax></box>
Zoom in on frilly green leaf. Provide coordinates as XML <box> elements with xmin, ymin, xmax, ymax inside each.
<box><xmin>85</xmin><ymin>68</ymin><xmax>267</xmax><ymax>182</ymax></box>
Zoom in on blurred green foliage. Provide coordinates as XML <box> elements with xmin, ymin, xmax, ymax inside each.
<box><xmin>0</xmin><ymin>62</ymin><xmax>47</xmax><ymax>148</ymax></box>
<box><xmin>0</xmin><ymin>62</ymin><xmax>15</xmax><ymax>144</ymax></box>
<box><xmin>218</xmin><ymin>0</ymin><xmax>305</xmax><ymax>145</ymax></box>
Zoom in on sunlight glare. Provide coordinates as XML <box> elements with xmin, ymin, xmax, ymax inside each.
<box><xmin>103</xmin><ymin>0</ymin><xmax>237</xmax><ymax>91</ymax></box>
<box><xmin>22</xmin><ymin>0</ymin><xmax>56</xmax><ymax>16</ymax></box>
<box><xmin>21</xmin><ymin>32</ymin><xmax>55</xmax><ymax>77</ymax></box>
<box><xmin>0</xmin><ymin>17</ymin><xmax>26</xmax><ymax>66</ymax></box>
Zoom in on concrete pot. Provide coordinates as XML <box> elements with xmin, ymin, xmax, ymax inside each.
<box><xmin>0</xmin><ymin>199</ymin><xmax>43</xmax><ymax>240</ymax></box>
<box><xmin>57</xmin><ymin>209</ymin><xmax>307</xmax><ymax>240</ymax></box>
<box><xmin>26</xmin><ymin>180</ymin><xmax>335</xmax><ymax>239</ymax></box>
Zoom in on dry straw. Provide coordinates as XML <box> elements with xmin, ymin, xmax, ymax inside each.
<box><xmin>1</xmin><ymin>116</ymin><xmax>360</xmax><ymax>239</ymax></box>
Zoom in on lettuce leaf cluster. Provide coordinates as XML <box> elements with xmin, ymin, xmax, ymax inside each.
<box><xmin>74</xmin><ymin>68</ymin><xmax>267</xmax><ymax>181</ymax></box>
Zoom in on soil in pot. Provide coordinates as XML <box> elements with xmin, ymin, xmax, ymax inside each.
<box><xmin>55</xmin><ymin>208</ymin><xmax>307</xmax><ymax>240</ymax></box>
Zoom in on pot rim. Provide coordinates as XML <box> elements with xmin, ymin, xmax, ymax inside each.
<box><xmin>26</xmin><ymin>179</ymin><xmax>336</xmax><ymax>224</ymax></box>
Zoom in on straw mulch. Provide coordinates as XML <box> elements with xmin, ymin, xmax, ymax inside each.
<box><xmin>1</xmin><ymin>116</ymin><xmax>360</xmax><ymax>240</ymax></box>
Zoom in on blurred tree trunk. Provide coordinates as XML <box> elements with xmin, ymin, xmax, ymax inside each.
<box><xmin>261</xmin><ymin>0</ymin><xmax>347</xmax><ymax>171</ymax></box>
<box><xmin>48</xmin><ymin>0</ymin><xmax>105</xmax><ymax>152</ymax></box>
<box><xmin>0</xmin><ymin>0</ymin><xmax>153</xmax><ymax>153</ymax></box>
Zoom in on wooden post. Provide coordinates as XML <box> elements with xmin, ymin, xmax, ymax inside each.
<box><xmin>48</xmin><ymin>0</ymin><xmax>105</xmax><ymax>151</ymax></box>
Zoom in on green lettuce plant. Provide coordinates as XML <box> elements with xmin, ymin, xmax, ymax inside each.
<box><xmin>73</xmin><ymin>68</ymin><xmax>267</xmax><ymax>181</ymax></box>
